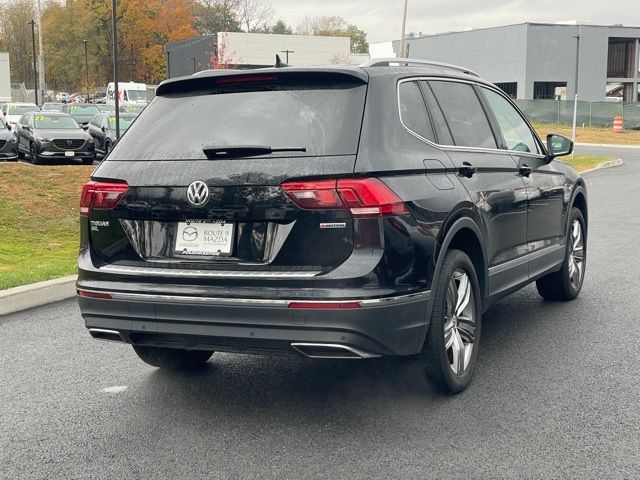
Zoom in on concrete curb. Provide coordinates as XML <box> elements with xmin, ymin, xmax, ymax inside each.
<box><xmin>580</xmin><ymin>158</ymin><xmax>623</xmax><ymax>174</ymax></box>
<box><xmin>576</xmin><ymin>142</ymin><xmax>640</xmax><ymax>149</ymax></box>
<box><xmin>0</xmin><ymin>275</ymin><xmax>77</xmax><ymax>316</ymax></box>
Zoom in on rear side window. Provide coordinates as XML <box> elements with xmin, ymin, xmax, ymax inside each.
<box><xmin>108</xmin><ymin>82</ymin><xmax>367</xmax><ymax>160</ymax></box>
<box><xmin>428</xmin><ymin>81</ymin><xmax>497</xmax><ymax>149</ymax></box>
<box><xmin>398</xmin><ymin>81</ymin><xmax>434</xmax><ymax>142</ymax></box>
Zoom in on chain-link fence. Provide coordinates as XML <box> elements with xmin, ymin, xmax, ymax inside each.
<box><xmin>514</xmin><ymin>100</ymin><xmax>640</xmax><ymax>129</ymax></box>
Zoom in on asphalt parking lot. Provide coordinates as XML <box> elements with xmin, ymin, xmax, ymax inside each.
<box><xmin>1</xmin><ymin>145</ymin><xmax>639</xmax><ymax>479</ymax></box>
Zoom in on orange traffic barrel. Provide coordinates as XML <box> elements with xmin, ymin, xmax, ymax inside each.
<box><xmin>613</xmin><ymin>116</ymin><xmax>624</xmax><ymax>133</ymax></box>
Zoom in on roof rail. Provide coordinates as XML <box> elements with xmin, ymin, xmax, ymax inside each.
<box><xmin>361</xmin><ymin>57</ymin><xmax>480</xmax><ymax>77</ymax></box>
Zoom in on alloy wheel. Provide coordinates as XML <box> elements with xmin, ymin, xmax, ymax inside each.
<box><xmin>569</xmin><ymin>219</ymin><xmax>585</xmax><ymax>288</ymax></box>
<box><xmin>444</xmin><ymin>269</ymin><xmax>476</xmax><ymax>375</ymax></box>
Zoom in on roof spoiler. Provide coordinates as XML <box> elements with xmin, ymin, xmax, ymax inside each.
<box><xmin>157</xmin><ymin>68</ymin><xmax>367</xmax><ymax>95</ymax></box>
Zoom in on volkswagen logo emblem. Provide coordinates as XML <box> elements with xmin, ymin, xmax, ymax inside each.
<box><xmin>186</xmin><ymin>181</ymin><xmax>209</xmax><ymax>207</ymax></box>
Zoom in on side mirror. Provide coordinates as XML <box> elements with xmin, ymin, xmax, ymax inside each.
<box><xmin>101</xmin><ymin>126</ymin><xmax>106</xmax><ymax>132</ymax></box>
<box><xmin>23</xmin><ymin>125</ymin><xmax>31</xmax><ymax>131</ymax></box>
<box><xmin>546</xmin><ymin>134</ymin><xmax>573</xmax><ymax>159</ymax></box>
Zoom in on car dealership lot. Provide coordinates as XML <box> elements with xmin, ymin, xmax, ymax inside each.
<box><xmin>1</xmin><ymin>145</ymin><xmax>638</xmax><ymax>479</ymax></box>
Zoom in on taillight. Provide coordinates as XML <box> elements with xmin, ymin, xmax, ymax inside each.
<box><xmin>336</xmin><ymin>178</ymin><xmax>408</xmax><ymax>217</ymax></box>
<box><xmin>281</xmin><ymin>178</ymin><xmax>408</xmax><ymax>218</ymax></box>
<box><xmin>80</xmin><ymin>181</ymin><xmax>128</xmax><ymax>216</ymax></box>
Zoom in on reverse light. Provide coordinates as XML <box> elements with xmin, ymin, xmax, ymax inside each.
<box><xmin>288</xmin><ymin>301</ymin><xmax>361</xmax><ymax>309</ymax></box>
<box><xmin>80</xmin><ymin>181</ymin><xmax>128</xmax><ymax>216</ymax></box>
<box><xmin>281</xmin><ymin>178</ymin><xmax>408</xmax><ymax>218</ymax></box>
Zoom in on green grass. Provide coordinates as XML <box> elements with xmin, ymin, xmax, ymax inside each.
<box><xmin>559</xmin><ymin>155</ymin><xmax>615</xmax><ymax>173</ymax></box>
<box><xmin>0</xmin><ymin>163</ymin><xmax>93</xmax><ymax>290</ymax></box>
<box><xmin>533</xmin><ymin>122</ymin><xmax>640</xmax><ymax>146</ymax></box>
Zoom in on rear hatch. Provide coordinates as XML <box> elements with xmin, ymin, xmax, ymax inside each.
<box><xmin>85</xmin><ymin>70</ymin><xmax>368</xmax><ymax>275</ymax></box>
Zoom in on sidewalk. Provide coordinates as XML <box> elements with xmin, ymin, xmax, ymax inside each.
<box><xmin>576</xmin><ymin>142</ymin><xmax>640</xmax><ymax>149</ymax></box>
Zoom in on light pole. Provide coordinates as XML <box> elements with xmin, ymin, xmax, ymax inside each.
<box><xmin>111</xmin><ymin>0</ymin><xmax>120</xmax><ymax>139</ymax></box>
<box><xmin>28</xmin><ymin>20</ymin><xmax>38</xmax><ymax>106</ymax></box>
<box><xmin>83</xmin><ymin>39</ymin><xmax>89</xmax><ymax>103</ymax></box>
<box><xmin>280</xmin><ymin>49</ymin><xmax>294</xmax><ymax>64</ymax></box>
<box><xmin>571</xmin><ymin>25</ymin><xmax>582</xmax><ymax>156</ymax></box>
<box><xmin>399</xmin><ymin>0</ymin><xmax>409</xmax><ymax>57</ymax></box>
<box><xmin>35</xmin><ymin>0</ymin><xmax>45</xmax><ymax>103</ymax></box>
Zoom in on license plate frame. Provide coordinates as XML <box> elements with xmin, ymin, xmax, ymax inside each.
<box><xmin>174</xmin><ymin>220</ymin><xmax>235</xmax><ymax>257</ymax></box>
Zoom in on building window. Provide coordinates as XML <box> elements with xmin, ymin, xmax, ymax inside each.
<box><xmin>607</xmin><ymin>38</ymin><xmax>636</xmax><ymax>78</ymax></box>
<box><xmin>533</xmin><ymin>82</ymin><xmax>567</xmax><ymax>100</ymax></box>
<box><xmin>494</xmin><ymin>82</ymin><xmax>517</xmax><ymax>99</ymax></box>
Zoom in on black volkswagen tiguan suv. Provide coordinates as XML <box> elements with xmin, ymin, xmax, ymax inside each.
<box><xmin>77</xmin><ymin>59</ymin><xmax>587</xmax><ymax>393</ymax></box>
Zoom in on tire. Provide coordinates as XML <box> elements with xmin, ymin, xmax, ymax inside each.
<box><xmin>132</xmin><ymin>345</ymin><xmax>213</xmax><ymax>370</ymax></box>
<box><xmin>81</xmin><ymin>156</ymin><xmax>95</xmax><ymax>165</ymax></box>
<box><xmin>419</xmin><ymin>249</ymin><xmax>482</xmax><ymax>394</ymax></box>
<box><xmin>536</xmin><ymin>207</ymin><xmax>586</xmax><ymax>301</ymax></box>
<box><xmin>17</xmin><ymin>148</ymin><xmax>25</xmax><ymax>160</ymax></box>
<box><xmin>104</xmin><ymin>141</ymin><xmax>111</xmax><ymax>157</ymax></box>
<box><xmin>30</xmin><ymin>142</ymin><xmax>44</xmax><ymax>165</ymax></box>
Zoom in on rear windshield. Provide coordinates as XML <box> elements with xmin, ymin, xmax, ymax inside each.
<box><xmin>108</xmin><ymin>82</ymin><xmax>366</xmax><ymax>160</ymax></box>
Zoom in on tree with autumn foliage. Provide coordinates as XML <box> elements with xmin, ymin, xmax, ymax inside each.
<box><xmin>42</xmin><ymin>0</ymin><xmax>196</xmax><ymax>90</ymax></box>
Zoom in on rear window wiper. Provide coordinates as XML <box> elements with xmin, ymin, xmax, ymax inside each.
<box><xmin>202</xmin><ymin>145</ymin><xmax>306</xmax><ymax>159</ymax></box>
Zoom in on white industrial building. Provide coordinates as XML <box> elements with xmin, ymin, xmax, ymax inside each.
<box><xmin>166</xmin><ymin>32</ymin><xmax>369</xmax><ymax>78</ymax></box>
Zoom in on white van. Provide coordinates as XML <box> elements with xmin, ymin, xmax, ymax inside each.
<box><xmin>106</xmin><ymin>82</ymin><xmax>147</xmax><ymax>110</ymax></box>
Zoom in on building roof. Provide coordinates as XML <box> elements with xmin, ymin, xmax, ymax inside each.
<box><xmin>401</xmin><ymin>21</ymin><xmax>640</xmax><ymax>41</ymax></box>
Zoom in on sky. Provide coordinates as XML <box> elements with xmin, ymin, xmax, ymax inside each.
<box><xmin>273</xmin><ymin>0</ymin><xmax>640</xmax><ymax>43</ymax></box>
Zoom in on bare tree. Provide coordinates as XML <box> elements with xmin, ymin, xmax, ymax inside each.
<box><xmin>236</xmin><ymin>0</ymin><xmax>273</xmax><ymax>33</ymax></box>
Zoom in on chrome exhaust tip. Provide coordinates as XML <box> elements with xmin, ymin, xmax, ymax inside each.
<box><xmin>290</xmin><ymin>343</ymin><xmax>380</xmax><ymax>359</ymax></box>
<box><xmin>88</xmin><ymin>328</ymin><xmax>125</xmax><ymax>343</ymax></box>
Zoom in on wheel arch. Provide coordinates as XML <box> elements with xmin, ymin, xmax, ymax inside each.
<box><xmin>417</xmin><ymin>216</ymin><xmax>487</xmax><ymax>352</ymax></box>
<box><xmin>571</xmin><ymin>182</ymin><xmax>588</xmax><ymax>228</ymax></box>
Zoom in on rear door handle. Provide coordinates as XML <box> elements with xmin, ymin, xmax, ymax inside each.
<box><xmin>459</xmin><ymin>161</ymin><xmax>477</xmax><ymax>178</ymax></box>
<box><xmin>519</xmin><ymin>165</ymin><xmax>532</xmax><ymax>177</ymax></box>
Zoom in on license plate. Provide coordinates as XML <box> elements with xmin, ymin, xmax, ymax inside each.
<box><xmin>64</xmin><ymin>151</ymin><xmax>74</xmax><ymax>157</ymax></box>
<box><xmin>174</xmin><ymin>220</ymin><xmax>234</xmax><ymax>256</ymax></box>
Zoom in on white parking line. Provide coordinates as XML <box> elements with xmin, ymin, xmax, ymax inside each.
<box><xmin>101</xmin><ymin>386</ymin><xmax>128</xmax><ymax>394</ymax></box>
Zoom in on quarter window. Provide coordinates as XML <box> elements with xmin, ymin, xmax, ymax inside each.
<box><xmin>398</xmin><ymin>81</ymin><xmax>434</xmax><ymax>142</ymax></box>
<box><xmin>482</xmin><ymin>88</ymin><xmax>538</xmax><ymax>154</ymax></box>
<box><xmin>428</xmin><ymin>81</ymin><xmax>497</xmax><ymax>149</ymax></box>
<box><xmin>420</xmin><ymin>82</ymin><xmax>454</xmax><ymax>145</ymax></box>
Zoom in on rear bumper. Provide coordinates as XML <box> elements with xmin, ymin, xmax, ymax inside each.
<box><xmin>77</xmin><ymin>289</ymin><xmax>430</xmax><ymax>357</ymax></box>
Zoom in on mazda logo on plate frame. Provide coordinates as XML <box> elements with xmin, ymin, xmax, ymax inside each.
<box><xmin>186</xmin><ymin>181</ymin><xmax>209</xmax><ymax>207</ymax></box>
